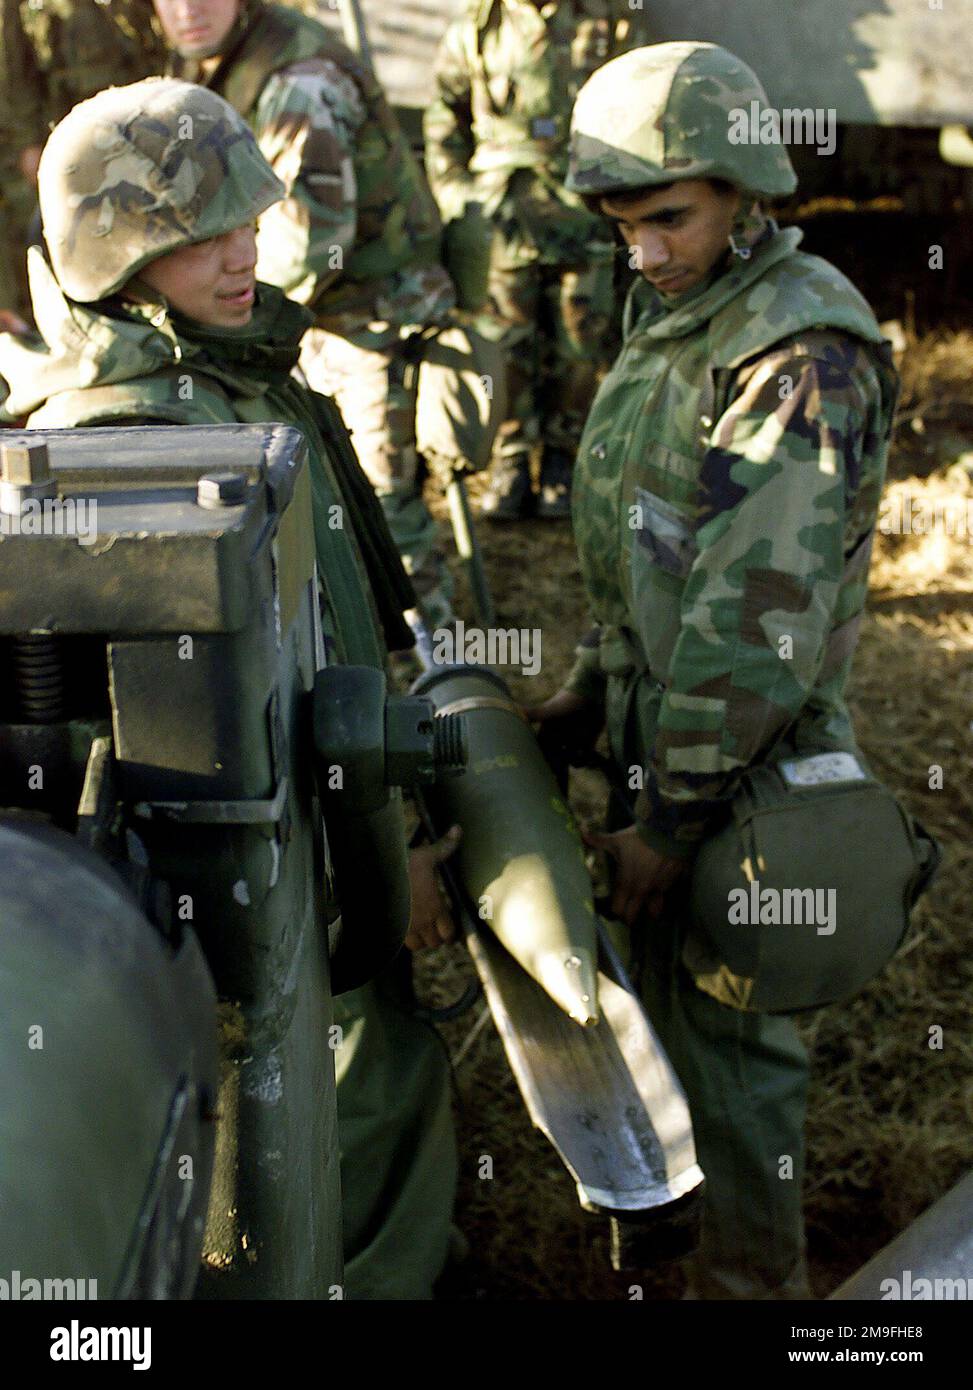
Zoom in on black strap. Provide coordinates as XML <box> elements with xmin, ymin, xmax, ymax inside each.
<box><xmin>310</xmin><ymin>389</ymin><xmax>418</xmax><ymax>652</ymax></box>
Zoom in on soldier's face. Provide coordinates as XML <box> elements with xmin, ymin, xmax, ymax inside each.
<box><xmin>600</xmin><ymin>181</ymin><xmax>743</xmax><ymax>298</ymax></box>
<box><xmin>136</xmin><ymin>223</ymin><xmax>258</xmax><ymax>327</ymax></box>
<box><xmin>152</xmin><ymin>0</ymin><xmax>240</xmax><ymax>58</ymax></box>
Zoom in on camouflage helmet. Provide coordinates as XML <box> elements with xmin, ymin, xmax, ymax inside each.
<box><xmin>38</xmin><ymin>78</ymin><xmax>285</xmax><ymax>303</ymax></box>
<box><xmin>566</xmin><ymin>42</ymin><xmax>797</xmax><ymax>203</ymax></box>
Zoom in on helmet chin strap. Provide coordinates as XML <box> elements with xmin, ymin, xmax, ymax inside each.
<box><xmin>727</xmin><ymin>198</ymin><xmax>769</xmax><ymax>261</ymax></box>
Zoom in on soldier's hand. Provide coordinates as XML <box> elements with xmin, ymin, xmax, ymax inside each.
<box><xmin>405</xmin><ymin>825</ymin><xmax>462</xmax><ymax>952</ymax></box>
<box><xmin>583</xmin><ymin>825</ymin><xmax>687</xmax><ymax>926</ymax></box>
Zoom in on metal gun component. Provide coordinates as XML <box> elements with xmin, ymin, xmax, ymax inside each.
<box><xmin>12</xmin><ymin>633</ymin><xmax>65</xmax><ymax>722</ymax></box>
<box><xmin>313</xmin><ymin>662</ymin><xmax>467</xmax><ymax>992</ymax></box>
<box><xmin>831</xmin><ymin>1170</ymin><xmax>973</xmax><ymax>1300</ymax></box>
<box><xmin>196</xmin><ymin>470</ymin><xmax>248</xmax><ymax>508</ymax></box>
<box><xmin>0</xmin><ymin>436</ymin><xmax>57</xmax><ymax>514</ymax></box>
<box><xmin>0</xmin><ymin>817</ymin><xmax>217</xmax><ymax>1298</ymax></box>
<box><xmin>0</xmin><ymin>422</ymin><xmax>408</xmax><ymax>1297</ymax></box>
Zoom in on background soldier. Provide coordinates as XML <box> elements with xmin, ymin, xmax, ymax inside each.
<box><xmin>0</xmin><ymin>76</ymin><xmax>461</xmax><ymax>1299</ymax></box>
<box><xmin>149</xmin><ymin>0</ymin><xmax>464</xmax><ymax>632</ymax></box>
<box><xmin>424</xmin><ymin>0</ymin><xmax>651</xmax><ymax>519</ymax></box>
<box><xmin>532</xmin><ymin>43</ymin><xmax>899</xmax><ymax>1297</ymax></box>
<box><xmin>0</xmin><ymin>0</ymin><xmax>166</xmax><ymax>316</ymax></box>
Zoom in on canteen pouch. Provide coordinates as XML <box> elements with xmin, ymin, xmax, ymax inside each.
<box><xmin>684</xmin><ymin>750</ymin><xmax>942</xmax><ymax>1014</ymax></box>
<box><xmin>442</xmin><ymin>200</ymin><xmax>493</xmax><ymax>311</ymax></box>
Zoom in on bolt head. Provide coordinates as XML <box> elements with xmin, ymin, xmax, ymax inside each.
<box><xmin>1</xmin><ymin>438</ymin><xmax>51</xmax><ymax>486</ymax></box>
<box><xmin>197</xmin><ymin>471</ymin><xmax>248</xmax><ymax>509</ymax></box>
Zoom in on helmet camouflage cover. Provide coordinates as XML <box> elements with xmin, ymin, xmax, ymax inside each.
<box><xmin>566</xmin><ymin>42</ymin><xmax>797</xmax><ymax>202</ymax></box>
<box><xmin>39</xmin><ymin>78</ymin><xmax>285</xmax><ymax>302</ymax></box>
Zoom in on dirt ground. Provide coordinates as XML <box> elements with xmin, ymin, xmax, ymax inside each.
<box><xmin>415</xmin><ymin>211</ymin><xmax>973</xmax><ymax>1300</ymax></box>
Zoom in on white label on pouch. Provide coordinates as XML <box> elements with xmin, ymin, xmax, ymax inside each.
<box><xmin>779</xmin><ymin>752</ymin><xmax>867</xmax><ymax>787</ymax></box>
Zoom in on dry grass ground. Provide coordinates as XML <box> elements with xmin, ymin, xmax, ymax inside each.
<box><xmin>417</xmin><ymin>244</ymin><xmax>973</xmax><ymax>1301</ymax></box>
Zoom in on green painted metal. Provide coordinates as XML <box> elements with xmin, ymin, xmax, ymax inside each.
<box><xmin>0</xmin><ymin>422</ymin><xmax>441</xmax><ymax>1297</ymax></box>
<box><xmin>313</xmin><ymin>663</ymin><xmax>467</xmax><ymax>993</ymax></box>
<box><xmin>415</xmin><ymin>664</ymin><xmax>599</xmax><ymax>1024</ymax></box>
<box><xmin>0</xmin><ymin>820</ymin><xmax>217</xmax><ymax>1298</ymax></box>
<box><xmin>831</xmin><ymin>1170</ymin><xmax>973</xmax><ymax>1300</ymax></box>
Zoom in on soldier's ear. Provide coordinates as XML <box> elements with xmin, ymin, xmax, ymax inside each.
<box><xmin>727</xmin><ymin>195</ymin><xmax>769</xmax><ymax>261</ymax></box>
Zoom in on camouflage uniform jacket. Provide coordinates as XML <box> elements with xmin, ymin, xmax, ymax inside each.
<box><xmin>0</xmin><ymin>0</ymin><xmax>164</xmax><ymax>311</ymax></box>
<box><xmin>170</xmin><ymin>3</ymin><xmax>453</xmax><ymax>334</ymax></box>
<box><xmin>1</xmin><ymin>0</ymin><xmax>165</xmax><ymax>148</ymax></box>
<box><xmin>566</xmin><ymin>227</ymin><xmax>899</xmax><ymax>858</ymax></box>
<box><xmin>424</xmin><ymin>0</ymin><xmax>650</xmax><ymax>262</ymax></box>
<box><xmin>0</xmin><ymin>248</ymin><xmax>416</xmax><ymax>655</ymax></box>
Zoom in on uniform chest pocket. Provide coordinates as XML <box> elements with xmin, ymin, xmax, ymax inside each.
<box><xmin>630</xmin><ymin>486</ymin><xmax>698</xmax><ymax>679</ymax></box>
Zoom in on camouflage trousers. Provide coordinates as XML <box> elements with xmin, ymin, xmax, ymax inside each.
<box><xmin>301</xmin><ymin>326</ymin><xmax>455</xmax><ymax>632</ymax></box>
<box><xmin>487</xmin><ymin>255</ymin><xmax>615</xmax><ymax>460</ymax></box>
<box><xmin>639</xmin><ymin>898</ymin><xmax>811</xmax><ymax>1299</ymax></box>
<box><xmin>609</xmin><ymin>681</ymin><xmax>810</xmax><ymax>1299</ymax></box>
<box><xmin>332</xmin><ymin>972</ymin><xmax>457</xmax><ymax>1300</ymax></box>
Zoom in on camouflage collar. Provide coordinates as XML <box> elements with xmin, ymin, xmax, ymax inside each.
<box><xmin>168</xmin><ymin>285</ymin><xmax>312</xmax><ymax>392</ymax></box>
<box><xmin>625</xmin><ymin>225</ymin><xmax>804</xmax><ymax>342</ymax></box>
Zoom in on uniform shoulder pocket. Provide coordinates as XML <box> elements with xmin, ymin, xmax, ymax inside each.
<box><xmin>633</xmin><ymin>486</ymin><xmax>697</xmax><ymax>579</ymax></box>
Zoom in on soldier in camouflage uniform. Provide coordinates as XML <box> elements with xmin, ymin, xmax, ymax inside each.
<box><xmin>0</xmin><ymin>0</ymin><xmax>166</xmax><ymax>315</ymax></box>
<box><xmin>0</xmin><ymin>77</ymin><xmax>460</xmax><ymax>1299</ymax></box>
<box><xmin>532</xmin><ymin>44</ymin><xmax>899</xmax><ymax>1297</ymax></box>
<box><xmin>148</xmin><ymin>0</ymin><xmax>462</xmax><ymax>631</ymax></box>
<box><xmin>424</xmin><ymin>0</ymin><xmax>651</xmax><ymax>519</ymax></box>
